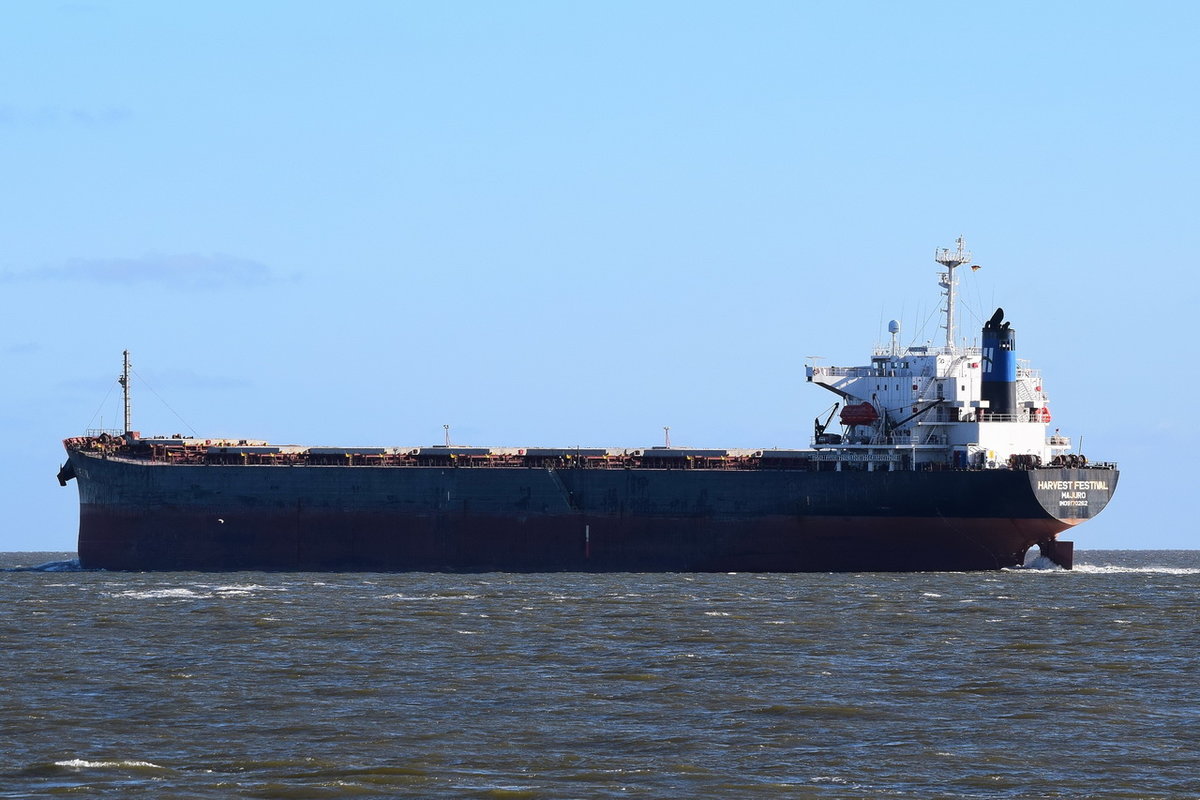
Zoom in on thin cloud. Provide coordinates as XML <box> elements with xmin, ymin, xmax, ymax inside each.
<box><xmin>57</xmin><ymin>2</ymin><xmax>108</xmax><ymax>15</ymax></box>
<box><xmin>136</xmin><ymin>368</ymin><xmax>253</xmax><ymax>392</ymax></box>
<box><xmin>0</xmin><ymin>104</ymin><xmax>132</xmax><ymax>127</ymax></box>
<box><xmin>69</xmin><ymin>107</ymin><xmax>133</xmax><ymax>126</ymax></box>
<box><xmin>57</xmin><ymin>369</ymin><xmax>252</xmax><ymax>393</ymax></box>
<box><xmin>5</xmin><ymin>253</ymin><xmax>286</xmax><ymax>289</ymax></box>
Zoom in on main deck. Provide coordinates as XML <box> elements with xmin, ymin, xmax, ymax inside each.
<box><xmin>62</xmin><ymin>433</ymin><xmax>1108</xmax><ymax>474</ymax></box>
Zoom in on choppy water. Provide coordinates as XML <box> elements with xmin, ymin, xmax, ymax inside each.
<box><xmin>2</xmin><ymin>551</ymin><xmax>1198</xmax><ymax>799</ymax></box>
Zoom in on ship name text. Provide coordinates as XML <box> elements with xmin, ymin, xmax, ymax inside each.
<box><xmin>1037</xmin><ymin>480</ymin><xmax>1109</xmax><ymax>491</ymax></box>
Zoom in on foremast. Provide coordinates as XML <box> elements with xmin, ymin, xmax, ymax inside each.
<box><xmin>119</xmin><ymin>350</ymin><xmax>132</xmax><ymax>435</ymax></box>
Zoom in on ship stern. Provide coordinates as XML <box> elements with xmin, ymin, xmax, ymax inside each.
<box><xmin>1028</xmin><ymin>466</ymin><xmax>1118</xmax><ymax>567</ymax></box>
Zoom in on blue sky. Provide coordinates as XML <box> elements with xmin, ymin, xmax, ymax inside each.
<box><xmin>2</xmin><ymin>1</ymin><xmax>1195</xmax><ymax>551</ymax></box>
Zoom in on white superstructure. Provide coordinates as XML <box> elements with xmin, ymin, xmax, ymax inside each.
<box><xmin>805</xmin><ymin>239</ymin><xmax>1072</xmax><ymax>471</ymax></box>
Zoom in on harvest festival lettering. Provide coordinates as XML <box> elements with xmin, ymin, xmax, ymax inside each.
<box><xmin>1037</xmin><ymin>480</ymin><xmax>1109</xmax><ymax>491</ymax></box>
<box><xmin>1037</xmin><ymin>480</ymin><xmax>1108</xmax><ymax>508</ymax></box>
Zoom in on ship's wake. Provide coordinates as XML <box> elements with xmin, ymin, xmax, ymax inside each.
<box><xmin>1010</xmin><ymin>559</ymin><xmax>1200</xmax><ymax>575</ymax></box>
<box><xmin>1072</xmin><ymin>564</ymin><xmax>1200</xmax><ymax>575</ymax></box>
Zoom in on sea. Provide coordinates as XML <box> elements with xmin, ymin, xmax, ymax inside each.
<box><xmin>2</xmin><ymin>551</ymin><xmax>1197</xmax><ymax>799</ymax></box>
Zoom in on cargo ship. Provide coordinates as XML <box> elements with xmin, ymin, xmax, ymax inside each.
<box><xmin>59</xmin><ymin>239</ymin><xmax>1117</xmax><ymax>572</ymax></box>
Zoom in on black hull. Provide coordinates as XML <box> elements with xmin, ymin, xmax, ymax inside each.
<box><xmin>66</xmin><ymin>452</ymin><xmax>1117</xmax><ymax>572</ymax></box>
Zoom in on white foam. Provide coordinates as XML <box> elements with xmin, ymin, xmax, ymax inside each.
<box><xmin>55</xmin><ymin>759</ymin><xmax>164</xmax><ymax>769</ymax></box>
<box><xmin>1020</xmin><ymin>555</ymin><xmax>1065</xmax><ymax>570</ymax></box>
<box><xmin>1010</xmin><ymin>560</ymin><xmax>1200</xmax><ymax>575</ymax></box>
<box><xmin>107</xmin><ymin>582</ymin><xmax>296</xmax><ymax>600</ymax></box>
<box><xmin>115</xmin><ymin>588</ymin><xmax>205</xmax><ymax>600</ymax></box>
<box><xmin>380</xmin><ymin>593</ymin><xmax>482</xmax><ymax>601</ymax></box>
<box><xmin>214</xmin><ymin>584</ymin><xmax>264</xmax><ymax>591</ymax></box>
<box><xmin>1072</xmin><ymin>564</ymin><xmax>1200</xmax><ymax>575</ymax></box>
<box><xmin>210</xmin><ymin>583</ymin><xmax>286</xmax><ymax>595</ymax></box>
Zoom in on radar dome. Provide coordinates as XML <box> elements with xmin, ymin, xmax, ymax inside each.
<box><xmin>888</xmin><ymin>320</ymin><xmax>901</xmax><ymax>334</ymax></box>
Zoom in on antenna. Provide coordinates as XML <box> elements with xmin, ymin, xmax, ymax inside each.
<box><xmin>118</xmin><ymin>350</ymin><xmax>131</xmax><ymax>434</ymax></box>
<box><xmin>934</xmin><ymin>236</ymin><xmax>973</xmax><ymax>350</ymax></box>
<box><xmin>663</xmin><ymin>426</ymin><xmax>671</xmax><ymax>448</ymax></box>
<box><xmin>443</xmin><ymin>424</ymin><xmax>451</xmax><ymax>447</ymax></box>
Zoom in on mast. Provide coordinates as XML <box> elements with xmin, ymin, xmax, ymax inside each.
<box><xmin>119</xmin><ymin>350</ymin><xmax>131</xmax><ymax>434</ymax></box>
<box><xmin>934</xmin><ymin>236</ymin><xmax>972</xmax><ymax>350</ymax></box>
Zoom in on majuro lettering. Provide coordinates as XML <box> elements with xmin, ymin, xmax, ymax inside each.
<box><xmin>1059</xmin><ymin>490</ymin><xmax>1090</xmax><ymax>507</ymax></box>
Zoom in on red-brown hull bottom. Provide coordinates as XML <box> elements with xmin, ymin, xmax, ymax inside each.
<box><xmin>77</xmin><ymin>507</ymin><xmax>1067</xmax><ymax>573</ymax></box>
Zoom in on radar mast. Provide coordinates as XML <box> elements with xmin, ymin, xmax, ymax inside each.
<box><xmin>934</xmin><ymin>236</ymin><xmax>973</xmax><ymax>350</ymax></box>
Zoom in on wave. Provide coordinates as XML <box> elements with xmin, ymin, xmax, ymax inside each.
<box><xmin>54</xmin><ymin>759</ymin><xmax>166</xmax><ymax>770</ymax></box>
<box><xmin>4</xmin><ymin>558</ymin><xmax>84</xmax><ymax>572</ymax></box>
<box><xmin>102</xmin><ymin>583</ymin><xmax>294</xmax><ymax>601</ymax></box>
<box><xmin>113</xmin><ymin>588</ymin><xmax>206</xmax><ymax>600</ymax></box>
<box><xmin>380</xmin><ymin>593</ymin><xmax>483</xmax><ymax>601</ymax></box>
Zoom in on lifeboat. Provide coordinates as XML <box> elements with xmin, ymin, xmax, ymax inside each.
<box><xmin>840</xmin><ymin>402</ymin><xmax>879</xmax><ymax>426</ymax></box>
